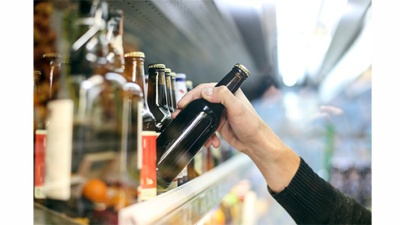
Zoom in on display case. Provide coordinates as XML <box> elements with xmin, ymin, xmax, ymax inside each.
<box><xmin>34</xmin><ymin>153</ymin><xmax>258</xmax><ymax>224</ymax></box>
<box><xmin>33</xmin><ymin>0</ymin><xmax>371</xmax><ymax>224</ymax></box>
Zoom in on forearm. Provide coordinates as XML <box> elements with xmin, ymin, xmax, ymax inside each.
<box><xmin>269</xmin><ymin>158</ymin><xmax>372</xmax><ymax>224</ymax></box>
<box><xmin>244</xmin><ymin>126</ymin><xmax>300</xmax><ymax>193</ymax></box>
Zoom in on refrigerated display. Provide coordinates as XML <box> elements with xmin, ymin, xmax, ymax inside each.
<box><xmin>33</xmin><ymin>0</ymin><xmax>371</xmax><ymax>224</ymax></box>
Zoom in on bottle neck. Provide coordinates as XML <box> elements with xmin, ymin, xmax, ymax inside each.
<box><xmin>165</xmin><ymin>73</ymin><xmax>174</xmax><ymax>113</ymax></box>
<box><xmin>157</xmin><ymin>71</ymin><xmax>171</xmax><ymax>114</ymax></box>
<box><xmin>125</xmin><ymin>58</ymin><xmax>150</xmax><ymax>108</ymax></box>
<box><xmin>42</xmin><ymin>55</ymin><xmax>62</xmax><ymax>99</ymax></box>
<box><xmin>215</xmin><ymin>67</ymin><xmax>248</xmax><ymax>94</ymax></box>
<box><xmin>69</xmin><ymin>0</ymin><xmax>110</xmax><ymax>78</ymax></box>
<box><xmin>147</xmin><ymin>69</ymin><xmax>172</xmax><ymax>128</ymax></box>
<box><xmin>170</xmin><ymin>76</ymin><xmax>177</xmax><ymax>110</ymax></box>
<box><xmin>148</xmin><ymin>70</ymin><xmax>166</xmax><ymax>109</ymax></box>
<box><xmin>107</xmin><ymin>13</ymin><xmax>124</xmax><ymax>73</ymax></box>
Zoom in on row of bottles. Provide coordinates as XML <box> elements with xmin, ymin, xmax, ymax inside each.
<box><xmin>33</xmin><ymin>0</ymin><xmax>250</xmax><ymax>224</ymax></box>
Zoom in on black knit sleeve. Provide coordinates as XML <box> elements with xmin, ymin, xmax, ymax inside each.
<box><xmin>268</xmin><ymin>158</ymin><xmax>371</xmax><ymax>225</ymax></box>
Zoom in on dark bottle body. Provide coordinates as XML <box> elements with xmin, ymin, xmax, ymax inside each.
<box><xmin>156</xmin><ymin>64</ymin><xmax>250</xmax><ymax>188</ymax></box>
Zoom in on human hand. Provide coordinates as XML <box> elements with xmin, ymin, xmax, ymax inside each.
<box><xmin>174</xmin><ymin>82</ymin><xmax>300</xmax><ymax>192</ymax></box>
<box><xmin>172</xmin><ymin>82</ymin><xmax>270</xmax><ymax>155</ymax></box>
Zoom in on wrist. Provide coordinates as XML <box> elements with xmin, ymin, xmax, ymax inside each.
<box><xmin>247</xmin><ymin>128</ymin><xmax>300</xmax><ymax>193</ymax></box>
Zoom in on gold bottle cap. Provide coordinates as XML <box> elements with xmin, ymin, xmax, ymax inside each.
<box><xmin>148</xmin><ymin>63</ymin><xmax>166</xmax><ymax>69</ymax></box>
<box><xmin>42</xmin><ymin>53</ymin><xmax>62</xmax><ymax>59</ymax></box>
<box><xmin>124</xmin><ymin>51</ymin><xmax>145</xmax><ymax>58</ymax></box>
<box><xmin>234</xmin><ymin>63</ymin><xmax>250</xmax><ymax>78</ymax></box>
<box><xmin>165</xmin><ymin>68</ymin><xmax>172</xmax><ymax>73</ymax></box>
<box><xmin>170</xmin><ymin>72</ymin><xmax>176</xmax><ymax>77</ymax></box>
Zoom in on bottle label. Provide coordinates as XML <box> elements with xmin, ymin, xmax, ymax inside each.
<box><xmin>175</xmin><ymin>81</ymin><xmax>187</xmax><ymax>103</ymax></box>
<box><xmin>138</xmin><ymin>130</ymin><xmax>158</xmax><ymax>201</ymax></box>
<box><xmin>34</xmin><ymin>129</ymin><xmax>47</xmax><ymax>199</ymax></box>
<box><xmin>44</xmin><ymin>99</ymin><xmax>73</xmax><ymax>200</ymax></box>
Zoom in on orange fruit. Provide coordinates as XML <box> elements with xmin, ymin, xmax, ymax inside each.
<box><xmin>209</xmin><ymin>207</ymin><xmax>226</xmax><ymax>225</ymax></box>
<box><xmin>82</xmin><ymin>178</ymin><xmax>108</xmax><ymax>204</ymax></box>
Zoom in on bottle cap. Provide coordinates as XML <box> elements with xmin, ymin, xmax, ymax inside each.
<box><xmin>42</xmin><ymin>53</ymin><xmax>62</xmax><ymax>59</ymax></box>
<box><xmin>234</xmin><ymin>63</ymin><xmax>250</xmax><ymax>78</ymax></box>
<box><xmin>175</xmin><ymin>73</ymin><xmax>186</xmax><ymax>79</ymax></box>
<box><xmin>148</xmin><ymin>63</ymin><xmax>166</xmax><ymax>69</ymax></box>
<box><xmin>165</xmin><ymin>68</ymin><xmax>172</xmax><ymax>73</ymax></box>
<box><xmin>125</xmin><ymin>51</ymin><xmax>145</xmax><ymax>58</ymax></box>
<box><xmin>170</xmin><ymin>72</ymin><xmax>176</xmax><ymax>77</ymax></box>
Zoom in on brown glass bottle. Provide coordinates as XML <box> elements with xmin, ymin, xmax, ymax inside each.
<box><xmin>156</xmin><ymin>63</ymin><xmax>250</xmax><ymax>188</ymax></box>
<box><xmin>41</xmin><ymin>53</ymin><xmax>62</xmax><ymax>100</ymax></box>
<box><xmin>147</xmin><ymin>63</ymin><xmax>172</xmax><ymax>133</ymax></box>
<box><xmin>124</xmin><ymin>51</ymin><xmax>158</xmax><ymax>201</ymax></box>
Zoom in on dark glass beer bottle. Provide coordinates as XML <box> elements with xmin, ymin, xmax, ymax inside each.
<box><xmin>156</xmin><ymin>63</ymin><xmax>250</xmax><ymax>188</ymax></box>
<box><xmin>170</xmin><ymin>71</ymin><xmax>178</xmax><ymax>111</ymax></box>
<box><xmin>164</xmin><ymin>68</ymin><xmax>175</xmax><ymax>113</ymax></box>
<box><xmin>147</xmin><ymin>63</ymin><xmax>172</xmax><ymax>133</ymax></box>
<box><xmin>124</xmin><ymin>51</ymin><xmax>158</xmax><ymax>201</ymax></box>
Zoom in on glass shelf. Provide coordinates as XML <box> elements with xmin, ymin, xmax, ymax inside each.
<box><xmin>119</xmin><ymin>153</ymin><xmax>255</xmax><ymax>225</ymax></box>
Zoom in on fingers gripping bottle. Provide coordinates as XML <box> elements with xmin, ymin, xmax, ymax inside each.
<box><xmin>156</xmin><ymin>63</ymin><xmax>250</xmax><ymax>188</ymax></box>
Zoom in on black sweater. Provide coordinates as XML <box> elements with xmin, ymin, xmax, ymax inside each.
<box><xmin>268</xmin><ymin>158</ymin><xmax>371</xmax><ymax>225</ymax></box>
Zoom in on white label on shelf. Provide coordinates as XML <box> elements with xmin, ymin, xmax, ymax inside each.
<box><xmin>44</xmin><ymin>99</ymin><xmax>73</xmax><ymax>200</ymax></box>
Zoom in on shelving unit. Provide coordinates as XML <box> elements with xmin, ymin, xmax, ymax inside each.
<box><xmin>119</xmin><ymin>153</ymin><xmax>255</xmax><ymax>225</ymax></box>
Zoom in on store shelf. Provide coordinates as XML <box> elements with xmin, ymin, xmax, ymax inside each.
<box><xmin>34</xmin><ymin>203</ymin><xmax>82</xmax><ymax>225</ymax></box>
<box><xmin>119</xmin><ymin>153</ymin><xmax>255</xmax><ymax>225</ymax></box>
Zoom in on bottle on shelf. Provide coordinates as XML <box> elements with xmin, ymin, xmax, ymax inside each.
<box><xmin>44</xmin><ymin>1</ymin><xmax>142</xmax><ymax>224</ymax></box>
<box><xmin>34</xmin><ymin>53</ymin><xmax>63</xmax><ymax>202</ymax></box>
<box><xmin>41</xmin><ymin>53</ymin><xmax>63</xmax><ymax>100</ymax></box>
<box><xmin>147</xmin><ymin>63</ymin><xmax>172</xmax><ymax>134</ymax></box>
<box><xmin>174</xmin><ymin>73</ymin><xmax>188</xmax><ymax>105</ymax></box>
<box><xmin>124</xmin><ymin>51</ymin><xmax>158</xmax><ymax>201</ymax></box>
<box><xmin>164</xmin><ymin>68</ymin><xmax>175</xmax><ymax>113</ymax></box>
<box><xmin>156</xmin><ymin>63</ymin><xmax>251</xmax><ymax>188</ymax></box>
<box><xmin>170</xmin><ymin>71</ymin><xmax>178</xmax><ymax>111</ymax></box>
